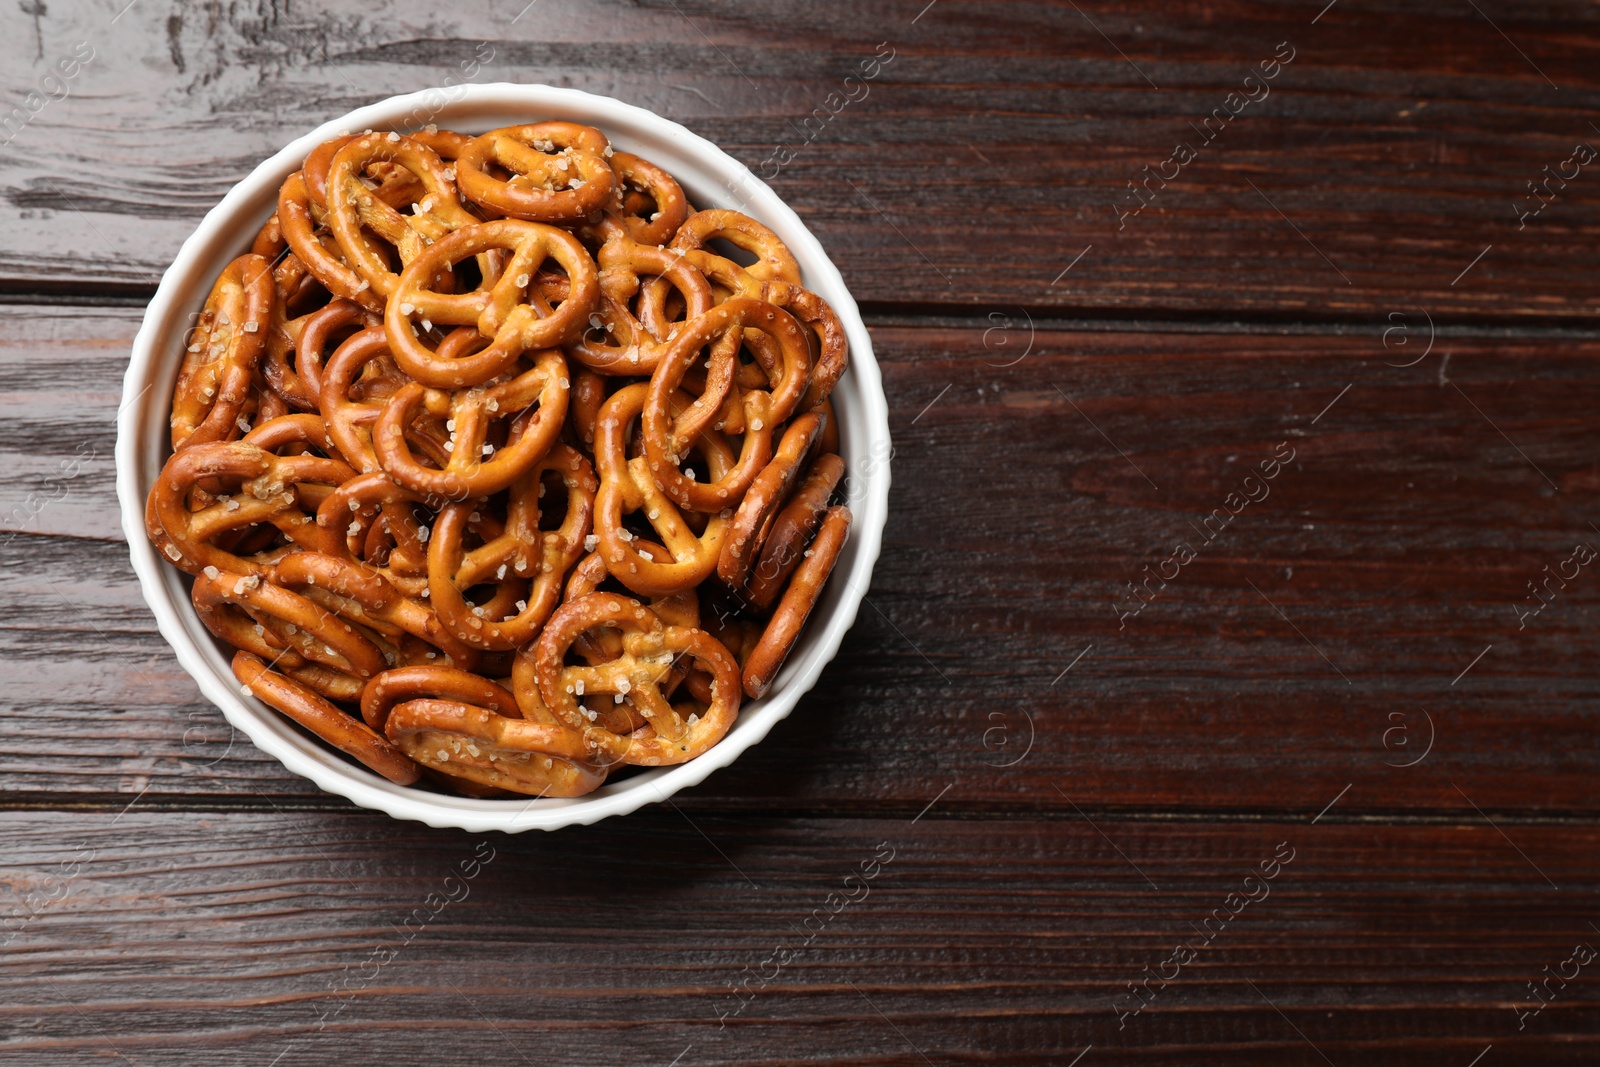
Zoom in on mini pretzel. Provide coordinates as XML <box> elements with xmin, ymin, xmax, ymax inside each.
<box><xmin>717</xmin><ymin>412</ymin><xmax>824</xmax><ymax>589</ymax></box>
<box><xmin>426</xmin><ymin>444</ymin><xmax>596</xmax><ymax>651</ymax></box>
<box><xmin>373</xmin><ymin>348</ymin><xmax>571</xmax><ymax>498</ymax></box>
<box><xmin>743</xmin><ymin>505</ymin><xmax>850</xmax><ymax>699</ymax></box>
<box><xmin>149</xmin><ymin>440</ymin><xmax>354</xmax><ymax>577</ymax></box>
<box><xmin>593</xmin><ymin>383</ymin><xmax>732</xmax><ymax>596</ymax></box>
<box><xmin>278</xmin><ymin>171</ymin><xmax>384</xmax><ymax>313</ymax></box>
<box><xmin>303</xmin><ymin>135</ymin><xmax>426</xmax><ymax>212</ymax></box>
<box><xmin>561</xmin><ymin>543</ymin><xmax>700</xmax><ymax>694</ymax></box>
<box><xmin>233</xmin><ymin>651</ymin><xmax>420</xmax><ymax>785</ymax></box>
<box><xmin>745</xmin><ymin>451</ymin><xmax>845</xmax><ymax>611</ymax></box>
<box><xmin>641</xmin><ymin>298</ymin><xmax>814</xmax><ymax>512</ymax></box>
<box><xmin>310</xmin><ymin>470</ymin><xmax>448</xmax><ymax>592</ymax></box>
<box><xmin>456</xmin><ymin>122</ymin><xmax>616</xmax><ymax>223</ymax></box>
<box><xmin>171</xmin><ymin>254</ymin><xmax>274</xmax><ymax>450</ymax></box>
<box><xmin>385</xmin><ymin>219</ymin><xmax>599</xmax><ymax>388</ymax></box>
<box><xmin>532</xmin><ymin>593</ymin><xmax>742</xmax><ymax>766</ymax></box>
<box><xmin>319</xmin><ymin>325</ymin><xmax>417</xmax><ymax>473</ymax></box>
<box><xmin>326</xmin><ymin>132</ymin><xmax>481</xmax><ymax>299</ymax></box>
<box><xmin>259</xmin><ymin>275</ymin><xmax>333</xmax><ymax>413</ymax></box>
<box><xmin>564</xmin><ymin>230</ymin><xmax>715</xmax><ymax>376</ymax></box>
<box><xmin>607</xmin><ymin>151</ymin><xmax>690</xmax><ymax>247</ymax></box>
<box><xmin>384</xmin><ymin>698</ymin><xmax>606</xmax><ymax>796</ymax></box>
<box><xmin>669</xmin><ymin>209</ymin><xmax>802</xmax><ymax>284</ymax></box>
<box><xmin>654</xmin><ymin>246</ymin><xmax>848</xmax><ymax>412</ymax></box>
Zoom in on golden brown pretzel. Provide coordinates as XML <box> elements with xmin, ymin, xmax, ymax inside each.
<box><xmin>233</xmin><ymin>650</ymin><xmax>421</xmax><ymax>784</ymax></box>
<box><xmin>326</xmin><ymin>132</ymin><xmax>481</xmax><ymax>299</ymax></box>
<box><xmin>640</xmin><ymin>298</ymin><xmax>814</xmax><ymax>512</ymax></box>
<box><xmin>384</xmin><ymin>698</ymin><xmax>606</xmax><ymax>796</ymax></box>
<box><xmin>171</xmin><ymin>254</ymin><xmax>274</xmax><ymax>451</ymax></box>
<box><xmin>717</xmin><ymin>412</ymin><xmax>824</xmax><ymax>590</ymax></box>
<box><xmin>605</xmin><ymin>151</ymin><xmax>690</xmax><ymax>247</ymax></box>
<box><xmin>304</xmin><ymin>136</ymin><xmax>416</xmax><ymax>210</ymax></box>
<box><xmin>259</xmin><ymin>269</ymin><xmax>339</xmax><ymax>413</ymax></box>
<box><xmin>669</xmin><ymin>208</ymin><xmax>802</xmax><ymax>284</ymax></box>
<box><xmin>318</xmin><ymin>325</ymin><xmax>416</xmax><ymax>474</ymax></box>
<box><xmin>531</xmin><ymin>592</ymin><xmax>742</xmax><ymax>766</ymax></box>
<box><xmin>456</xmin><ymin>122</ymin><xmax>616</xmax><ymax>223</ymax></box>
<box><xmin>564</xmin><ymin>228</ymin><xmax>716</xmax><ymax>376</ymax></box>
<box><xmin>743</xmin><ymin>504</ymin><xmax>850</xmax><ymax>698</ymax></box>
<box><xmin>277</xmin><ymin>171</ymin><xmax>385</xmax><ymax>313</ymax></box>
<box><xmin>148</xmin><ymin>440</ymin><xmax>354</xmax><ymax>577</ymax></box>
<box><xmin>372</xmin><ymin>348</ymin><xmax>571</xmax><ymax>498</ymax></box>
<box><xmin>385</xmin><ymin>219</ymin><xmax>599</xmax><ymax>388</ymax></box>
<box><xmin>267</xmin><ymin>298</ymin><xmax>378</xmax><ymax>414</ymax></box>
<box><xmin>651</xmin><ymin>246</ymin><xmax>848</xmax><ymax>412</ymax></box>
<box><xmin>592</xmin><ymin>383</ymin><xmax>732</xmax><ymax>596</ymax></box>
<box><xmin>745</xmin><ymin>451</ymin><xmax>844</xmax><ymax>611</ymax></box>
<box><xmin>311</xmin><ymin>470</ymin><xmax>439</xmax><ymax>589</ymax></box>
<box><xmin>560</xmin><ymin>543</ymin><xmax>701</xmax><ymax>695</ymax></box>
<box><xmin>426</xmin><ymin>444</ymin><xmax>596</xmax><ymax>651</ymax></box>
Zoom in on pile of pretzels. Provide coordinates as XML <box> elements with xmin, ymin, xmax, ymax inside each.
<box><xmin>144</xmin><ymin>120</ymin><xmax>852</xmax><ymax>798</ymax></box>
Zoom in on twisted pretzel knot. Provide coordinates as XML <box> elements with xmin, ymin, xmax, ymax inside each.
<box><xmin>593</xmin><ymin>383</ymin><xmax>731</xmax><ymax>597</ymax></box>
<box><xmin>147</xmin><ymin>120</ymin><xmax>860</xmax><ymax>799</ymax></box>
<box><xmin>563</xmin><ymin>226</ymin><xmax>716</xmax><ymax>377</ymax></box>
<box><xmin>279</xmin><ymin>172</ymin><xmax>385</xmax><ymax>313</ymax></box>
<box><xmin>456</xmin><ymin>122</ymin><xmax>616</xmax><ymax>223</ymax></box>
<box><xmin>149</xmin><ymin>436</ymin><xmax>354</xmax><ymax>577</ymax></box>
<box><xmin>427</xmin><ymin>443</ymin><xmax>596</xmax><ymax>652</ymax></box>
<box><xmin>640</xmin><ymin>297</ymin><xmax>813</xmax><ymax>513</ymax></box>
<box><xmin>374</xmin><ymin>348</ymin><xmax>571</xmax><ymax>498</ymax></box>
<box><xmin>385</xmin><ymin>219</ymin><xmax>598</xmax><ymax>388</ymax></box>
<box><xmin>532</xmin><ymin>593</ymin><xmax>741</xmax><ymax>766</ymax></box>
<box><xmin>605</xmin><ymin>151</ymin><xmax>690</xmax><ymax>247</ymax></box>
<box><xmin>327</xmin><ymin>132</ymin><xmax>482</xmax><ymax>300</ymax></box>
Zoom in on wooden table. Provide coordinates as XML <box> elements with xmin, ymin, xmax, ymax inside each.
<box><xmin>3</xmin><ymin>1</ymin><xmax>1598</xmax><ymax>1063</ymax></box>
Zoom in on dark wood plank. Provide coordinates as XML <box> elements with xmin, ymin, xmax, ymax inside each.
<box><xmin>7</xmin><ymin>304</ymin><xmax>1599</xmax><ymax>813</ymax></box>
<box><xmin>0</xmin><ymin>811</ymin><xmax>1595</xmax><ymax>1065</ymax></box>
<box><xmin>2</xmin><ymin>2</ymin><xmax>1600</xmax><ymax>319</ymax></box>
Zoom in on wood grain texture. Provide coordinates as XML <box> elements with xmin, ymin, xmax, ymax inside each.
<box><xmin>5</xmin><ymin>304</ymin><xmax>1597</xmax><ymax>814</ymax></box>
<box><xmin>0</xmin><ymin>812</ymin><xmax>1595</xmax><ymax>1066</ymax></box>
<box><xmin>1</xmin><ymin>1</ymin><xmax>1599</xmax><ymax>319</ymax></box>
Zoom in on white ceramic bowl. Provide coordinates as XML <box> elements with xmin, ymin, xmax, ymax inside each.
<box><xmin>116</xmin><ymin>84</ymin><xmax>890</xmax><ymax>833</ymax></box>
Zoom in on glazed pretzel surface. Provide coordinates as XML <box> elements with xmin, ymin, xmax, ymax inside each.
<box><xmin>146</xmin><ymin>117</ymin><xmax>858</xmax><ymax>800</ymax></box>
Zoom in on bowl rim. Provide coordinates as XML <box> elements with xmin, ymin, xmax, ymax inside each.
<box><xmin>115</xmin><ymin>82</ymin><xmax>890</xmax><ymax>833</ymax></box>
